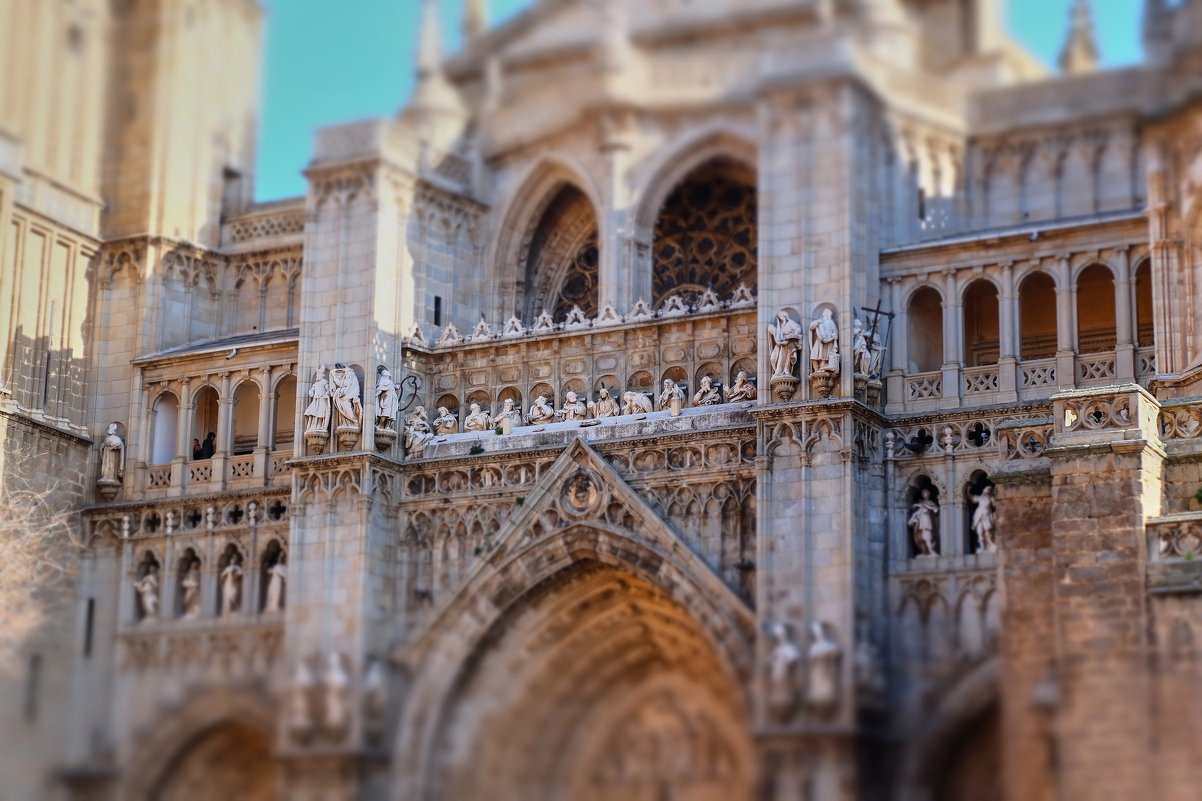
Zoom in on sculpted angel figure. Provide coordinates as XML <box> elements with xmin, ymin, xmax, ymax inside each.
<box><xmin>329</xmin><ymin>364</ymin><xmax>363</xmax><ymax>429</ymax></box>
<box><xmin>527</xmin><ymin>395</ymin><xmax>556</xmax><ymax>425</ymax></box>
<box><xmin>403</xmin><ymin>406</ymin><xmax>435</xmax><ymax>457</ymax></box>
<box><xmin>768</xmin><ymin>311</ymin><xmax>803</xmax><ymax>378</ymax></box>
<box><xmin>99</xmin><ymin>423</ymin><xmax>125</xmax><ymax>484</ymax></box>
<box><xmin>558</xmin><ymin>391</ymin><xmax>587</xmax><ymax>422</ymax></box>
<box><xmin>588</xmin><ymin>387</ymin><xmax>620</xmax><ymax>419</ymax></box>
<box><xmin>622</xmin><ymin>391</ymin><xmax>653</xmax><ymax>415</ymax></box>
<box><xmin>133</xmin><ymin>563</ymin><xmax>160</xmax><ymax>621</ymax></box>
<box><xmin>970</xmin><ymin>485</ymin><xmax>998</xmax><ymax>553</ymax></box>
<box><xmin>220</xmin><ymin>556</ymin><xmax>244</xmax><ymax>618</ymax></box>
<box><xmin>809</xmin><ymin>309</ymin><xmax>840</xmax><ymax>374</ymax></box>
<box><xmin>375</xmin><ymin>366</ymin><xmax>399</xmax><ymax>431</ymax></box>
<box><xmin>692</xmin><ymin>375</ymin><xmax>721</xmax><ymax>406</ymax></box>
<box><xmin>463</xmin><ymin>403</ymin><xmax>492</xmax><ymax>433</ymax></box>
<box><xmin>726</xmin><ymin>371</ymin><xmax>756</xmax><ymax>402</ymax></box>
<box><xmin>908</xmin><ymin>488</ymin><xmax>940</xmax><ymax>557</ymax></box>
<box><xmin>432</xmin><ymin>406</ymin><xmax>458</xmax><ymax>436</ymax></box>
<box><xmin>658</xmin><ymin>378</ymin><xmax>685</xmax><ymax>412</ymax></box>
<box><xmin>304</xmin><ymin>365</ymin><xmax>332</xmax><ymax>433</ymax></box>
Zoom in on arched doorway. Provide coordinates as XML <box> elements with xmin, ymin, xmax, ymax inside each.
<box><xmin>426</xmin><ymin>558</ymin><xmax>754</xmax><ymax>801</ymax></box>
<box><xmin>149</xmin><ymin>721</ymin><xmax>279</xmax><ymax>801</ymax></box>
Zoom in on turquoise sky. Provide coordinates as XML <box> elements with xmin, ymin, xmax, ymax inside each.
<box><xmin>256</xmin><ymin>0</ymin><xmax>1143</xmax><ymax>201</ymax></box>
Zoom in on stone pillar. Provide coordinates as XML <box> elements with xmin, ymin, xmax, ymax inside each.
<box><xmin>255</xmin><ymin>367</ymin><xmax>273</xmax><ymax>481</ymax></box>
<box><xmin>173</xmin><ymin>378</ymin><xmax>193</xmax><ymax>493</ymax></box>
<box><xmin>1113</xmin><ymin>247</ymin><xmax>1135</xmax><ymax>380</ymax></box>
<box><xmin>1054</xmin><ymin>257</ymin><xmax>1076</xmax><ymax>390</ymax></box>
<box><xmin>213</xmin><ymin>371</ymin><xmax>233</xmax><ymax>490</ymax></box>
<box><xmin>940</xmin><ymin>269</ymin><xmax>960</xmax><ymax>408</ymax></box>
<box><xmin>598</xmin><ymin>110</ymin><xmax>636</xmax><ymax>311</ymax></box>
<box><xmin>997</xmin><ymin>260</ymin><xmax>1018</xmax><ymax>400</ymax></box>
<box><xmin>1043</xmin><ymin>385</ymin><xmax>1162</xmax><ymax>800</ymax></box>
<box><xmin>886</xmin><ymin>279</ymin><xmax>907</xmax><ymax>413</ymax></box>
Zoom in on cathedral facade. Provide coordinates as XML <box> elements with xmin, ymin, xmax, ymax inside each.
<box><xmin>3</xmin><ymin>0</ymin><xmax>1202</xmax><ymax>799</ymax></box>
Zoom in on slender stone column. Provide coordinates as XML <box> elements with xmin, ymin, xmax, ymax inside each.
<box><xmin>173</xmin><ymin>378</ymin><xmax>193</xmax><ymax>493</ymax></box>
<box><xmin>998</xmin><ymin>261</ymin><xmax>1018</xmax><ymax>399</ymax></box>
<box><xmin>255</xmin><ymin>367</ymin><xmax>274</xmax><ymax>482</ymax></box>
<box><xmin>940</xmin><ymin>270</ymin><xmax>960</xmax><ymax>408</ymax></box>
<box><xmin>1054</xmin><ymin>257</ymin><xmax>1076</xmax><ymax>389</ymax></box>
<box><xmin>1113</xmin><ymin>247</ymin><xmax>1135</xmax><ymax>380</ymax></box>
<box><xmin>886</xmin><ymin>278</ymin><xmax>905</xmax><ymax>413</ymax></box>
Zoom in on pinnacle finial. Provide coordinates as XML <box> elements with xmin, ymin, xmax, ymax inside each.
<box><xmin>1059</xmin><ymin>0</ymin><xmax>1099</xmax><ymax>75</ymax></box>
<box><xmin>463</xmin><ymin>0</ymin><xmax>487</xmax><ymax>41</ymax></box>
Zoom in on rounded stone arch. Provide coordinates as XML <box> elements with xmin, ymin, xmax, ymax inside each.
<box><xmin>897</xmin><ymin>659</ymin><xmax>1001</xmax><ymax>801</ymax></box>
<box><xmin>122</xmin><ymin>686</ymin><xmax>278</xmax><ymax>801</ymax></box>
<box><xmin>489</xmin><ymin>155</ymin><xmax>605</xmax><ymax>322</ymax></box>
<box><xmin>391</xmin><ymin>520</ymin><xmax>756</xmax><ymax>801</ymax></box>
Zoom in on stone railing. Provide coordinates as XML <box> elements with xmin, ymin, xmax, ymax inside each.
<box><xmin>221</xmin><ymin>201</ymin><xmax>306</xmax><ymax>248</ymax></box>
<box><xmin>1159</xmin><ymin>401</ymin><xmax>1202</xmax><ymax>442</ymax></box>
<box><xmin>120</xmin><ymin>620</ymin><xmax>283</xmax><ymax>676</ymax></box>
<box><xmin>962</xmin><ymin>365</ymin><xmax>999</xmax><ymax>396</ymax></box>
<box><xmin>228</xmin><ymin>454</ymin><xmax>256</xmax><ymax>481</ymax></box>
<box><xmin>905</xmin><ymin>371</ymin><xmax>942</xmax><ymax>403</ymax></box>
<box><xmin>1149</xmin><ymin>515</ymin><xmax>1202</xmax><ymax>561</ymax></box>
<box><xmin>1019</xmin><ymin>358</ymin><xmax>1057</xmax><ymax>395</ymax></box>
<box><xmin>147</xmin><ymin>465</ymin><xmax>172</xmax><ymax>490</ymax></box>
<box><xmin>187</xmin><ymin>460</ymin><xmax>213</xmax><ymax>484</ymax></box>
<box><xmin>1136</xmin><ymin>346</ymin><xmax>1157</xmax><ymax>378</ymax></box>
<box><xmin>1077</xmin><ymin>351</ymin><xmax>1117</xmax><ymax>384</ymax></box>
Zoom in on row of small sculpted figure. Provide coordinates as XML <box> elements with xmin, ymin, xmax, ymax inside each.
<box><xmin>401</xmin><ymin>372</ymin><xmax>758</xmax><ymax>456</ymax></box>
<box><xmin>767</xmin><ymin>308</ymin><xmax>885</xmax><ymax>381</ymax></box>
<box><xmin>413</xmin><ymin>284</ymin><xmax>758</xmax><ymax>349</ymax></box>
<box><xmin>132</xmin><ymin>552</ymin><xmax>287</xmax><ymax>623</ymax></box>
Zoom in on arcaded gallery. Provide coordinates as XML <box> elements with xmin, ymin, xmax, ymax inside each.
<box><xmin>1</xmin><ymin>1</ymin><xmax>1201</xmax><ymax>800</ymax></box>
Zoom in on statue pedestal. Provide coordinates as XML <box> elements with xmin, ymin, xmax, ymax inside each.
<box><xmin>336</xmin><ymin>425</ymin><xmax>361</xmax><ymax>451</ymax></box>
<box><xmin>770</xmin><ymin>375</ymin><xmax>799</xmax><ymax>403</ymax></box>
<box><xmin>305</xmin><ymin>430</ymin><xmax>329</xmax><ymax>456</ymax></box>
<box><xmin>96</xmin><ymin>478</ymin><xmax>121</xmax><ymax>502</ymax></box>
<box><xmin>853</xmin><ymin>373</ymin><xmax>868</xmax><ymax>402</ymax></box>
<box><xmin>809</xmin><ymin>371</ymin><xmax>837</xmax><ymax>400</ymax></box>
<box><xmin>374</xmin><ymin>427</ymin><xmax>396</xmax><ymax>453</ymax></box>
<box><xmin>866</xmin><ymin>379</ymin><xmax>882</xmax><ymax>408</ymax></box>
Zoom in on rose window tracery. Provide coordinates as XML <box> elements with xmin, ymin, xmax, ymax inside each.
<box><xmin>653</xmin><ymin>161</ymin><xmax>757</xmax><ymax>305</ymax></box>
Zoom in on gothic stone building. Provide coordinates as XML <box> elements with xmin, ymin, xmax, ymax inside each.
<box><xmin>3</xmin><ymin>0</ymin><xmax>1202</xmax><ymax>799</ymax></box>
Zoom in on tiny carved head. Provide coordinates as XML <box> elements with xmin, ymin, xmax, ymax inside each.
<box><xmin>470</xmin><ymin>403</ymin><xmax>481</xmax><ymax>414</ymax></box>
<box><xmin>566</xmin><ymin>391</ymin><xmax>577</xmax><ymax>403</ymax></box>
<box><xmin>437</xmin><ymin>406</ymin><xmax>450</xmax><ymax>417</ymax></box>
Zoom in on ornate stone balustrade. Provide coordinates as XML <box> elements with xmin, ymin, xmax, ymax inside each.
<box><xmin>1136</xmin><ymin>346</ymin><xmax>1157</xmax><ymax>378</ymax></box>
<box><xmin>1158</xmin><ymin>399</ymin><xmax>1202</xmax><ymax>443</ymax></box>
<box><xmin>962</xmin><ymin>365</ymin><xmax>1000</xmax><ymax>396</ymax></box>
<box><xmin>228</xmin><ymin>454</ymin><xmax>256</xmax><ymax>481</ymax></box>
<box><xmin>1019</xmin><ymin>358</ymin><xmax>1057</xmax><ymax>396</ymax></box>
<box><xmin>1052</xmin><ymin>384</ymin><xmax>1160</xmax><ymax>445</ymax></box>
<box><xmin>1146</xmin><ymin>513</ymin><xmax>1202</xmax><ymax>595</ymax></box>
<box><xmin>905</xmin><ymin>371</ymin><xmax>942</xmax><ymax>403</ymax></box>
<box><xmin>120</xmin><ymin>620</ymin><xmax>284</xmax><ymax>676</ymax></box>
<box><xmin>147</xmin><ymin>465</ymin><xmax>172</xmax><ymax>490</ymax></box>
<box><xmin>1077</xmin><ymin>352</ymin><xmax>1118</xmax><ymax>384</ymax></box>
<box><xmin>221</xmin><ymin>201</ymin><xmax>306</xmax><ymax>249</ymax></box>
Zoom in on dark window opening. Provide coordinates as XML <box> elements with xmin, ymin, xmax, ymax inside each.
<box><xmin>83</xmin><ymin>598</ymin><xmax>95</xmax><ymax>657</ymax></box>
<box><xmin>433</xmin><ymin>296</ymin><xmax>443</xmax><ymax>327</ymax></box>
<box><xmin>24</xmin><ymin>654</ymin><xmax>42</xmax><ymax>723</ymax></box>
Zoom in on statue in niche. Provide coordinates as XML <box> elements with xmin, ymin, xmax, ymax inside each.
<box><xmin>809</xmin><ymin>309</ymin><xmax>840</xmax><ymax>374</ymax></box>
<box><xmin>765</xmin><ymin>622</ymin><xmax>801</xmax><ymax>721</ymax></box>
<box><xmin>589</xmin><ymin>387</ymin><xmax>620</xmax><ymax>419</ymax></box>
<box><xmin>432</xmin><ymin>406</ymin><xmax>458</xmax><ymax>435</ymax></box>
<box><xmin>692</xmin><ymin>375</ymin><xmax>721</xmax><ymax>406</ymax></box>
<box><xmin>726</xmin><ymin>371</ymin><xmax>756</xmax><ymax>402</ymax></box>
<box><xmin>304</xmin><ymin>365</ymin><xmax>332</xmax><ymax>433</ymax></box>
<box><xmin>527</xmin><ymin>395</ymin><xmax>556</xmax><ymax>425</ymax></box>
<box><xmin>375</xmin><ymin>366</ymin><xmax>399</xmax><ymax>431</ymax></box>
<box><xmin>970</xmin><ymin>485</ymin><xmax>998</xmax><ymax>553</ymax></box>
<box><xmin>658</xmin><ymin>378</ymin><xmax>685</xmax><ymax>415</ymax></box>
<box><xmin>133</xmin><ymin>563</ymin><xmax>160</xmax><ymax>621</ymax></box>
<box><xmin>852</xmin><ymin>319</ymin><xmax>872</xmax><ymax>376</ymax></box>
<box><xmin>220</xmin><ymin>554</ymin><xmax>244</xmax><ymax>618</ymax></box>
<box><xmin>806</xmin><ymin>622</ymin><xmax>841</xmax><ymax>713</ymax></box>
<box><xmin>98</xmin><ymin>423</ymin><xmax>125</xmax><ymax>495</ymax></box>
<box><xmin>323</xmin><ymin>652</ymin><xmax>351</xmax><ymax>735</ymax></box>
<box><xmin>403</xmin><ymin>406</ymin><xmax>435</xmax><ymax>456</ymax></box>
<box><xmin>869</xmin><ymin>329</ymin><xmax>885</xmax><ymax>377</ymax></box>
<box><xmin>264</xmin><ymin>554</ymin><xmax>287</xmax><ymax>613</ymax></box>
<box><xmin>908</xmin><ymin>488</ymin><xmax>940</xmax><ymax>557</ymax></box>
<box><xmin>496</xmin><ymin>398</ymin><xmax>521</xmax><ymax>434</ymax></box>
<box><xmin>623</xmin><ymin>391</ymin><xmax>653</xmax><ymax>416</ymax></box>
<box><xmin>180</xmin><ymin>562</ymin><xmax>202</xmax><ymax>619</ymax></box>
<box><xmin>329</xmin><ymin>364</ymin><xmax>363</xmax><ymax>429</ymax></box>
<box><xmin>288</xmin><ymin>659</ymin><xmax>316</xmax><ymax>737</ymax></box>
<box><xmin>501</xmin><ymin>315</ymin><xmax>525</xmax><ymax>338</ymax></box>
<box><xmin>768</xmin><ymin>310</ymin><xmax>803</xmax><ymax>378</ymax></box>
<box><xmin>463</xmin><ymin>403</ymin><xmax>492</xmax><ymax>433</ymax></box>
<box><xmin>559</xmin><ymin>391</ymin><xmax>587</xmax><ymax>422</ymax></box>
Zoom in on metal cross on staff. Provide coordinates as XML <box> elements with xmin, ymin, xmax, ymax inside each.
<box><xmin>860</xmin><ymin>298</ymin><xmax>896</xmax><ymax>380</ymax></box>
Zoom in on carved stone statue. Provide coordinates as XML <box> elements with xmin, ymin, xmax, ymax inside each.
<box><xmin>264</xmin><ymin>556</ymin><xmax>287</xmax><ymax>613</ymax></box>
<box><xmin>133</xmin><ymin>563</ymin><xmax>160</xmax><ymax>621</ymax></box>
<box><xmin>329</xmin><ymin>364</ymin><xmax>363</xmax><ymax>429</ymax></box>
<box><xmin>970</xmin><ymin>485</ymin><xmax>998</xmax><ymax>553</ymax></box>
<box><xmin>288</xmin><ymin>659</ymin><xmax>316</xmax><ymax>737</ymax></box>
<box><xmin>809</xmin><ymin>309</ymin><xmax>840</xmax><ymax>374</ymax></box>
<box><xmin>404</xmin><ymin>406</ymin><xmax>435</xmax><ymax>457</ymax></box>
<box><xmin>98</xmin><ymin>423</ymin><xmax>125</xmax><ymax>493</ymax></box>
<box><xmin>527</xmin><ymin>395</ymin><xmax>556</xmax><ymax>425</ymax></box>
<box><xmin>766</xmin><ymin>623</ymin><xmax>801</xmax><ymax>722</ymax></box>
<box><xmin>180</xmin><ymin>562</ymin><xmax>202</xmax><ymax>619</ymax></box>
<box><xmin>658</xmin><ymin>378</ymin><xmax>685</xmax><ymax>416</ymax></box>
<box><xmin>868</xmin><ymin>329</ymin><xmax>885</xmax><ymax>378</ymax></box>
<box><xmin>623</xmin><ymin>391</ymin><xmax>653</xmax><ymax>415</ymax></box>
<box><xmin>496</xmin><ymin>398</ymin><xmax>521</xmax><ymax>434</ymax></box>
<box><xmin>304</xmin><ymin>365</ymin><xmax>332</xmax><ymax>433</ymax></box>
<box><xmin>463</xmin><ymin>403</ymin><xmax>492</xmax><ymax>433</ymax></box>
<box><xmin>559</xmin><ymin>391</ymin><xmax>587</xmax><ymax>422</ymax></box>
<box><xmin>363</xmin><ymin>659</ymin><xmax>387</xmax><ymax>736</ymax></box>
<box><xmin>692</xmin><ymin>375</ymin><xmax>721</xmax><ymax>406</ymax></box>
<box><xmin>852</xmin><ymin>318</ymin><xmax>871</xmax><ymax>376</ymax></box>
<box><xmin>432</xmin><ymin>406</ymin><xmax>458</xmax><ymax>435</ymax></box>
<box><xmin>375</xmin><ymin>366</ymin><xmax>399</xmax><ymax>431</ymax></box>
<box><xmin>589</xmin><ymin>387</ymin><xmax>620</xmax><ymax>419</ymax></box>
<box><xmin>726</xmin><ymin>371</ymin><xmax>756</xmax><ymax>402</ymax></box>
<box><xmin>854</xmin><ymin>625</ymin><xmax>885</xmax><ymax>700</ymax></box>
<box><xmin>768</xmin><ymin>310</ymin><xmax>803</xmax><ymax>378</ymax></box>
<box><xmin>806</xmin><ymin>622</ymin><xmax>841</xmax><ymax>713</ymax></box>
<box><xmin>323</xmin><ymin>652</ymin><xmax>351</xmax><ymax>735</ymax></box>
<box><xmin>909</xmin><ymin>488</ymin><xmax>940</xmax><ymax>557</ymax></box>
<box><xmin>220</xmin><ymin>556</ymin><xmax>244</xmax><ymax>618</ymax></box>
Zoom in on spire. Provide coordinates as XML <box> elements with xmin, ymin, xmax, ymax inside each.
<box><xmin>1142</xmin><ymin>0</ymin><xmax>1172</xmax><ymax>63</ymax></box>
<box><xmin>410</xmin><ymin>0</ymin><xmax>460</xmax><ymax>116</ymax></box>
<box><xmin>1058</xmin><ymin>0</ymin><xmax>1099</xmax><ymax>75</ymax></box>
<box><xmin>463</xmin><ymin>0</ymin><xmax>487</xmax><ymax>42</ymax></box>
